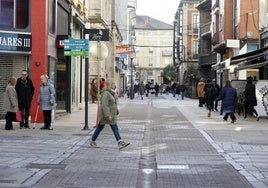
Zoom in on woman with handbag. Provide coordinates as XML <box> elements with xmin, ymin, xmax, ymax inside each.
<box><xmin>3</xmin><ymin>77</ymin><xmax>19</xmax><ymax>130</ymax></box>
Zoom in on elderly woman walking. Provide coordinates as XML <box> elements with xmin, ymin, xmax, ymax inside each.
<box><xmin>3</xmin><ymin>77</ymin><xmax>19</xmax><ymax>130</ymax></box>
<box><xmin>38</xmin><ymin>74</ymin><xmax>56</xmax><ymax>130</ymax></box>
<box><xmin>90</xmin><ymin>79</ymin><xmax>130</xmax><ymax>150</ymax></box>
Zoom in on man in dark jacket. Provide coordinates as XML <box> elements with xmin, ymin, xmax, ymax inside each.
<box><xmin>243</xmin><ymin>77</ymin><xmax>259</xmax><ymax>121</ymax></box>
<box><xmin>15</xmin><ymin>70</ymin><xmax>35</xmax><ymax>128</ymax></box>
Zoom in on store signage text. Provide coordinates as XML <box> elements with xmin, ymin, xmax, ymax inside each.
<box><xmin>0</xmin><ymin>32</ymin><xmax>31</xmax><ymax>51</ymax></box>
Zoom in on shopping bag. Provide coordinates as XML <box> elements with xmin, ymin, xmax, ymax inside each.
<box><xmin>16</xmin><ymin>111</ymin><xmax>22</xmax><ymax>122</ymax></box>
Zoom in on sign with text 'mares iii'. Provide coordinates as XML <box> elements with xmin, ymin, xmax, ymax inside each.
<box><xmin>84</xmin><ymin>29</ymin><xmax>109</xmax><ymax>41</ymax></box>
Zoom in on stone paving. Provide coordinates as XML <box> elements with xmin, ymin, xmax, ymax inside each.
<box><xmin>0</xmin><ymin>95</ymin><xmax>267</xmax><ymax>187</ymax></box>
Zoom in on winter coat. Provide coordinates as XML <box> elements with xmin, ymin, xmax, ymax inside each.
<box><xmin>38</xmin><ymin>80</ymin><xmax>56</xmax><ymax>110</ymax></box>
<box><xmin>197</xmin><ymin>81</ymin><xmax>205</xmax><ymax>97</ymax></box>
<box><xmin>218</xmin><ymin>86</ymin><xmax>237</xmax><ymax>114</ymax></box>
<box><xmin>3</xmin><ymin>84</ymin><xmax>18</xmax><ymax>113</ymax></box>
<box><xmin>15</xmin><ymin>77</ymin><xmax>35</xmax><ymax>109</ymax></box>
<box><xmin>244</xmin><ymin>83</ymin><xmax>257</xmax><ymax>106</ymax></box>
<box><xmin>90</xmin><ymin>82</ymin><xmax>98</xmax><ymax>97</ymax></box>
<box><xmin>139</xmin><ymin>83</ymin><xmax>146</xmax><ymax>95</ymax></box>
<box><xmin>99</xmin><ymin>89</ymin><xmax>118</xmax><ymax>125</ymax></box>
<box><xmin>204</xmin><ymin>83</ymin><xmax>215</xmax><ymax>103</ymax></box>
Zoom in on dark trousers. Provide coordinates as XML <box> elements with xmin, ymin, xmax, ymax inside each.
<box><xmin>223</xmin><ymin>112</ymin><xmax>236</xmax><ymax>121</ymax></box>
<box><xmin>43</xmin><ymin>110</ymin><xmax>52</xmax><ymax>128</ymax></box>
<box><xmin>5</xmin><ymin>112</ymin><xmax>16</xmax><ymax>130</ymax></box>
<box><xmin>19</xmin><ymin>106</ymin><xmax>30</xmax><ymax>126</ymax></box>
<box><xmin>244</xmin><ymin>105</ymin><xmax>258</xmax><ymax>118</ymax></box>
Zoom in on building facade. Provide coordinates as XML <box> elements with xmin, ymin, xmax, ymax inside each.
<box><xmin>134</xmin><ymin>16</ymin><xmax>173</xmax><ymax>85</ymax></box>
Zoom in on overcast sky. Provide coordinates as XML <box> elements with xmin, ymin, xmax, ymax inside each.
<box><xmin>136</xmin><ymin>0</ymin><xmax>180</xmax><ymax>25</ymax></box>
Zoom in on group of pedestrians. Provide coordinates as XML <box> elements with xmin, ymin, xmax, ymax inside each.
<box><xmin>3</xmin><ymin>70</ymin><xmax>56</xmax><ymax>130</ymax></box>
<box><xmin>197</xmin><ymin>77</ymin><xmax>259</xmax><ymax>123</ymax></box>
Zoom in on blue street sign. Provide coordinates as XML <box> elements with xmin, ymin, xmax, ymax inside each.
<box><xmin>64</xmin><ymin>39</ymin><xmax>89</xmax><ymax>50</ymax></box>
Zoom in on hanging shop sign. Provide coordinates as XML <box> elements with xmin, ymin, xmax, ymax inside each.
<box><xmin>84</xmin><ymin>29</ymin><xmax>109</xmax><ymax>41</ymax></box>
<box><xmin>116</xmin><ymin>46</ymin><xmax>131</xmax><ymax>54</ymax></box>
<box><xmin>0</xmin><ymin>32</ymin><xmax>31</xmax><ymax>51</ymax></box>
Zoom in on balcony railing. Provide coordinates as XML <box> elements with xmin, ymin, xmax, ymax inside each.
<box><xmin>212</xmin><ymin>0</ymin><xmax>219</xmax><ymax>13</ymax></box>
<box><xmin>199</xmin><ymin>53</ymin><xmax>217</xmax><ymax>66</ymax></box>
<box><xmin>200</xmin><ymin>22</ymin><xmax>211</xmax><ymax>37</ymax></box>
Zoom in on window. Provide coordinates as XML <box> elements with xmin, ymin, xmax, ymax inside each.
<box><xmin>0</xmin><ymin>0</ymin><xmax>29</xmax><ymax>29</ymax></box>
<box><xmin>48</xmin><ymin>0</ymin><xmax>56</xmax><ymax>34</ymax></box>
<box><xmin>148</xmin><ymin>58</ymin><xmax>153</xmax><ymax>66</ymax></box>
<box><xmin>193</xmin><ymin>14</ymin><xmax>199</xmax><ymax>31</ymax></box>
<box><xmin>193</xmin><ymin>40</ymin><xmax>199</xmax><ymax>55</ymax></box>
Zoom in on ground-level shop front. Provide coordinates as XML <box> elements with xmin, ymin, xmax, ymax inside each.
<box><xmin>0</xmin><ymin>55</ymin><xmax>29</xmax><ymax>119</ymax></box>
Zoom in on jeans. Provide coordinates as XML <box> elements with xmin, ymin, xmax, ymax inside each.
<box><xmin>181</xmin><ymin>92</ymin><xmax>184</xmax><ymax>100</ymax></box>
<box><xmin>92</xmin><ymin>123</ymin><xmax>122</xmax><ymax>142</ymax></box>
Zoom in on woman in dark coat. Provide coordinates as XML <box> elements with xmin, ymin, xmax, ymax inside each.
<box><xmin>218</xmin><ymin>80</ymin><xmax>237</xmax><ymax>123</ymax></box>
<box><xmin>204</xmin><ymin>79</ymin><xmax>215</xmax><ymax>117</ymax></box>
<box><xmin>244</xmin><ymin>77</ymin><xmax>259</xmax><ymax>121</ymax></box>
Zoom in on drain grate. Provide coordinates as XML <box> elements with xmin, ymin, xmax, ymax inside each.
<box><xmin>26</xmin><ymin>163</ymin><xmax>67</xmax><ymax>169</ymax></box>
<box><xmin>157</xmin><ymin>164</ymin><xmax>189</xmax><ymax>170</ymax></box>
<box><xmin>0</xmin><ymin>180</ymin><xmax>16</xmax><ymax>183</ymax></box>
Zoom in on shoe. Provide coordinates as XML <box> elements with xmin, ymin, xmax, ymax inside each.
<box><xmin>242</xmin><ymin>118</ymin><xmax>247</xmax><ymax>121</ymax></box>
<box><xmin>24</xmin><ymin>125</ymin><xmax>30</xmax><ymax>129</ymax></box>
<box><xmin>40</xmin><ymin>126</ymin><xmax>48</xmax><ymax>130</ymax></box>
<box><xmin>20</xmin><ymin>123</ymin><xmax>24</xmax><ymax>129</ymax></box>
<box><xmin>231</xmin><ymin>119</ymin><xmax>236</xmax><ymax>123</ymax></box>
<box><xmin>215</xmin><ymin>108</ymin><xmax>218</xmax><ymax>111</ymax></box>
<box><xmin>90</xmin><ymin>141</ymin><xmax>97</xmax><ymax>147</ymax></box>
<box><xmin>223</xmin><ymin>119</ymin><xmax>227</xmax><ymax>122</ymax></box>
<box><xmin>207</xmin><ymin>110</ymin><xmax>211</xmax><ymax>117</ymax></box>
<box><xmin>118</xmin><ymin>141</ymin><xmax>130</xmax><ymax>150</ymax></box>
<box><xmin>47</xmin><ymin>127</ymin><xmax>53</xmax><ymax>130</ymax></box>
<box><xmin>256</xmin><ymin>116</ymin><xmax>259</xmax><ymax>121</ymax></box>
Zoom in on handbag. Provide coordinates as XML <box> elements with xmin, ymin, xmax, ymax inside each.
<box><xmin>16</xmin><ymin>111</ymin><xmax>22</xmax><ymax>122</ymax></box>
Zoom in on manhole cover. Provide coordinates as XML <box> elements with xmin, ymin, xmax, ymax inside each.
<box><xmin>26</xmin><ymin>163</ymin><xmax>67</xmax><ymax>169</ymax></box>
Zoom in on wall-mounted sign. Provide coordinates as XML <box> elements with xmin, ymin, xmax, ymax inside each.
<box><xmin>84</xmin><ymin>29</ymin><xmax>109</xmax><ymax>41</ymax></box>
<box><xmin>64</xmin><ymin>39</ymin><xmax>88</xmax><ymax>50</ymax></box>
<box><xmin>0</xmin><ymin>32</ymin><xmax>31</xmax><ymax>51</ymax></box>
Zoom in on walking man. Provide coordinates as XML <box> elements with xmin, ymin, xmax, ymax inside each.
<box><xmin>15</xmin><ymin>70</ymin><xmax>35</xmax><ymax>128</ymax></box>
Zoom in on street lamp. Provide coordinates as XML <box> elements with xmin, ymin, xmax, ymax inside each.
<box><xmin>130</xmin><ymin>54</ymin><xmax>135</xmax><ymax>99</ymax></box>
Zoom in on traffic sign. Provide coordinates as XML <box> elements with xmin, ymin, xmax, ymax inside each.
<box><xmin>64</xmin><ymin>39</ymin><xmax>88</xmax><ymax>50</ymax></box>
<box><xmin>64</xmin><ymin>50</ymin><xmax>88</xmax><ymax>56</ymax></box>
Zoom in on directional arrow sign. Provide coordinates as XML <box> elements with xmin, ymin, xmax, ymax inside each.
<box><xmin>64</xmin><ymin>39</ymin><xmax>89</xmax><ymax>50</ymax></box>
<box><xmin>64</xmin><ymin>50</ymin><xmax>88</xmax><ymax>56</ymax></box>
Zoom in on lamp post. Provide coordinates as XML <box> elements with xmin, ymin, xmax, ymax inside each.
<box><xmin>130</xmin><ymin>55</ymin><xmax>134</xmax><ymax>99</ymax></box>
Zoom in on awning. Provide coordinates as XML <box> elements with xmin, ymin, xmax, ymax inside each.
<box><xmin>236</xmin><ymin>61</ymin><xmax>268</xmax><ymax>70</ymax></box>
<box><xmin>211</xmin><ymin>58</ymin><xmax>230</xmax><ymax>71</ymax></box>
<box><xmin>230</xmin><ymin>47</ymin><xmax>268</xmax><ymax>65</ymax></box>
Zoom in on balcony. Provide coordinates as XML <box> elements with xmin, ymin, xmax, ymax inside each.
<box><xmin>199</xmin><ymin>53</ymin><xmax>217</xmax><ymax>66</ymax></box>
<box><xmin>212</xmin><ymin>0</ymin><xmax>219</xmax><ymax>14</ymax></box>
<box><xmin>187</xmin><ymin>25</ymin><xmax>199</xmax><ymax>35</ymax></box>
<box><xmin>200</xmin><ymin>22</ymin><xmax>211</xmax><ymax>39</ymax></box>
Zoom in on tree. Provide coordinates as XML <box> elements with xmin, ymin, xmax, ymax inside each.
<box><xmin>162</xmin><ymin>64</ymin><xmax>177</xmax><ymax>83</ymax></box>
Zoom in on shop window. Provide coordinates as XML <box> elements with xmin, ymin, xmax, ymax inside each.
<box><xmin>0</xmin><ymin>0</ymin><xmax>29</xmax><ymax>29</ymax></box>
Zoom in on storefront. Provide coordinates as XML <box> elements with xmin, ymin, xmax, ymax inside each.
<box><xmin>0</xmin><ymin>32</ymin><xmax>31</xmax><ymax>119</ymax></box>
